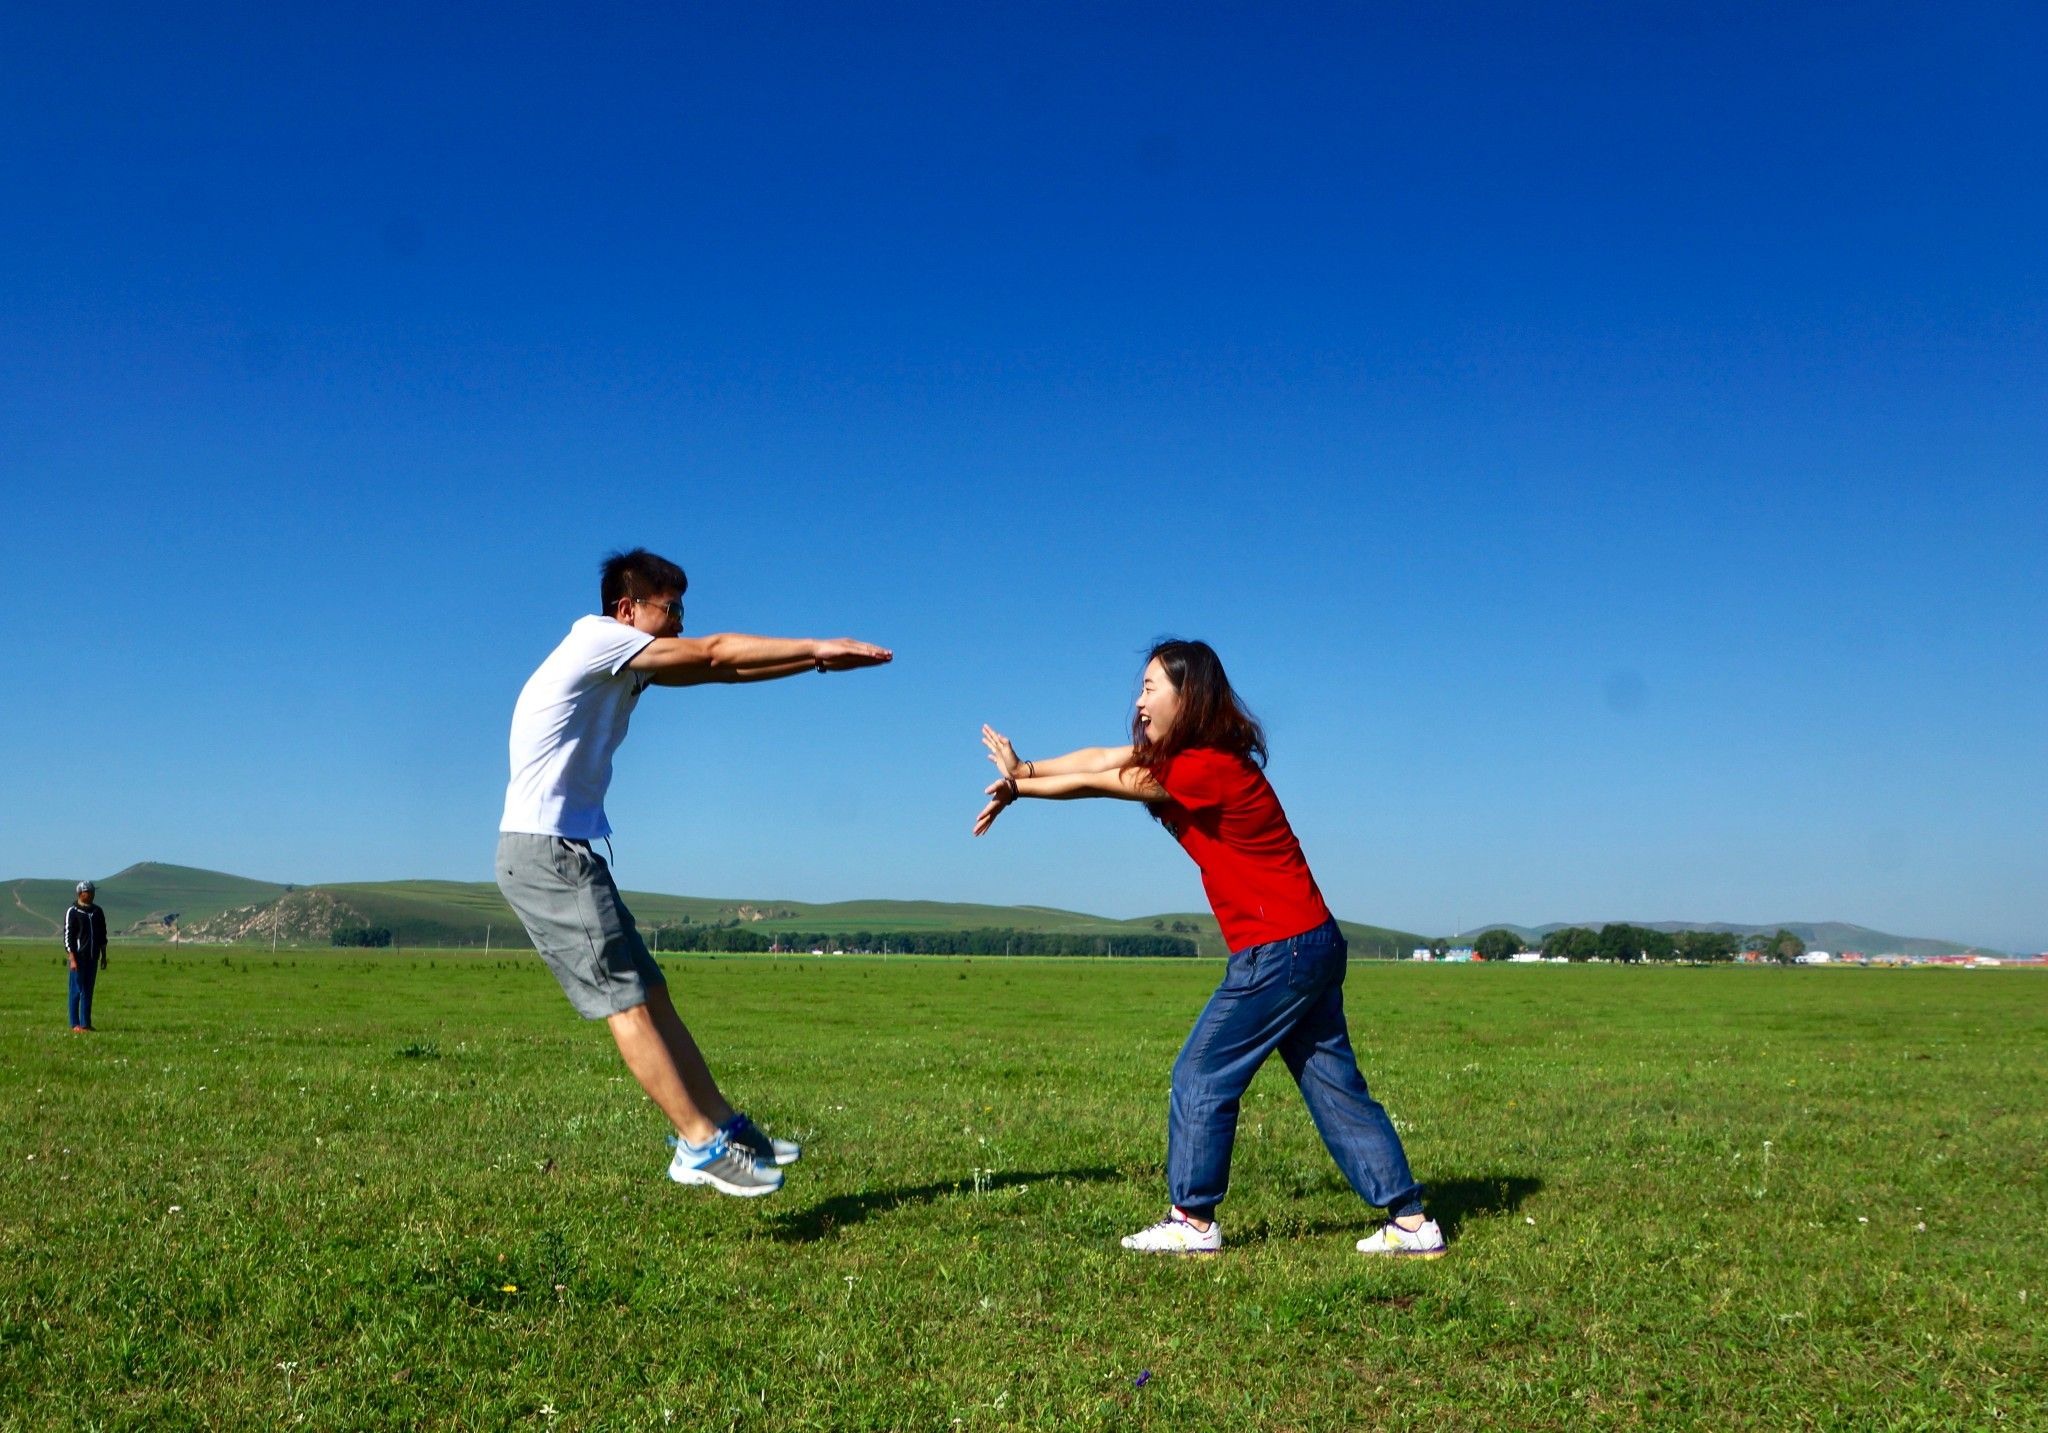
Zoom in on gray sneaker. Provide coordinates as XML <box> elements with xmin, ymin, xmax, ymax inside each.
<box><xmin>666</xmin><ymin>1130</ymin><xmax>783</xmax><ymax>1197</ymax></box>
<box><xmin>723</xmin><ymin>1113</ymin><xmax>801</xmax><ymax>1166</ymax></box>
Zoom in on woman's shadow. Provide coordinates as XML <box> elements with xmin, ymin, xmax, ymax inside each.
<box><xmin>1230</xmin><ymin>1172</ymin><xmax>1545</xmax><ymax>1245</ymax></box>
<box><xmin>766</xmin><ymin>1168</ymin><xmax>1538</xmax><ymax>1245</ymax></box>
<box><xmin>1414</xmin><ymin>1172</ymin><xmax>1543</xmax><ymax>1239</ymax></box>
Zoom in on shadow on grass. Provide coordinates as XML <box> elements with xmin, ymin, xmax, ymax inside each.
<box><xmin>1230</xmin><ymin>1172</ymin><xmax>1544</xmax><ymax>1246</ymax></box>
<box><xmin>1422</xmin><ymin>1172</ymin><xmax>1544</xmax><ymax>1240</ymax></box>
<box><xmin>768</xmin><ymin>1166</ymin><xmax>1121</xmax><ymax>1244</ymax></box>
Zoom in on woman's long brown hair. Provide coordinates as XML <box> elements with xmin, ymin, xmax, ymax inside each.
<box><xmin>1129</xmin><ymin>638</ymin><xmax>1268</xmax><ymax>776</ymax></box>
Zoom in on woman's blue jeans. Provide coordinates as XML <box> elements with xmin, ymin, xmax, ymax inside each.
<box><xmin>1168</xmin><ymin>918</ymin><xmax>1423</xmax><ymax>1221</ymax></box>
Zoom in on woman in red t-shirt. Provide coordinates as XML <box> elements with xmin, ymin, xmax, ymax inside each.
<box><xmin>974</xmin><ymin>639</ymin><xmax>1442</xmax><ymax>1258</ymax></box>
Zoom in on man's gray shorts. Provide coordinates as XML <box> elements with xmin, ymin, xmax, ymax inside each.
<box><xmin>496</xmin><ymin>833</ymin><xmax>666</xmax><ymax>1019</ymax></box>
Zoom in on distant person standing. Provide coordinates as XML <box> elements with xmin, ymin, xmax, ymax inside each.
<box><xmin>497</xmin><ymin>548</ymin><xmax>891</xmax><ymax>1197</ymax></box>
<box><xmin>64</xmin><ymin>881</ymin><xmax>109</xmax><ymax>1032</ymax></box>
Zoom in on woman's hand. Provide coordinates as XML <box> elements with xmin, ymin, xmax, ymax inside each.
<box><xmin>972</xmin><ymin>776</ymin><xmax>1019</xmax><ymax>837</ymax></box>
<box><xmin>981</xmin><ymin>724</ymin><xmax>1024</xmax><ymax>779</ymax></box>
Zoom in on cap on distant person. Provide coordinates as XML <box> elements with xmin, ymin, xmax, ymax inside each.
<box><xmin>76</xmin><ymin>881</ymin><xmax>95</xmax><ymax>894</ymax></box>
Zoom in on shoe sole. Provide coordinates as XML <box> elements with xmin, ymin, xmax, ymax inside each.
<box><xmin>1120</xmin><ymin>1244</ymin><xmax>1223</xmax><ymax>1255</ymax></box>
<box><xmin>669</xmin><ymin>1166</ymin><xmax>783</xmax><ymax>1198</ymax></box>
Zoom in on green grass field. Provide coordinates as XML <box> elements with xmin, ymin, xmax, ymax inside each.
<box><xmin>3</xmin><ymin>943</ymin><xmax>2043</xmax><ymax>1430</ymax></box>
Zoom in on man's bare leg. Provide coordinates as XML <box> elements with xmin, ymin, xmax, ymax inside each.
<box><xmin>607</xmin><ymin>990</ymin><xmax>731</xmax><ymax>1146</ymax></box>
<box><xmin>645</xmin><ymin>983</ymin><xmax>737</xmax><ymax>1129</ymax></box>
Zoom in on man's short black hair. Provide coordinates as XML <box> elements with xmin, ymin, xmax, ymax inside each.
<box><xmin>600</xmin><ymin>549</ymin><xmax>688</xmax><ymax>614</ymax></box>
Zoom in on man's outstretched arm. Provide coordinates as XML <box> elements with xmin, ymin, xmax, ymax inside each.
<box><xmin>628</xmin><ymin>634</ymin><xmax>892</xmax><ymax>687</ymax></box>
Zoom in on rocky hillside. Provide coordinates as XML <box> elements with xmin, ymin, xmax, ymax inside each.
<box><xmin>175</xmin><ymin>889</ymin><xmax>376</xmax><ymax>944</ymax></box>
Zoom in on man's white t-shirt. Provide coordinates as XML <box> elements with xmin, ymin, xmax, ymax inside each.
<box><xmin>500</xmin><ymin>616</ymin><xmax>658</xmax><ymax>840</ymax></box>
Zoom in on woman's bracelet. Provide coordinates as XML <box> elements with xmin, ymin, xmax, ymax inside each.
<box><xmin>1024</xmin><ymin>760</ymin><xmax>1036</xmax><ymax>778</ymax></box>
<box><xmin>1003</xmin><ymin>776</ymin><xmax>1020</xmax><ymax>801</ymax></box>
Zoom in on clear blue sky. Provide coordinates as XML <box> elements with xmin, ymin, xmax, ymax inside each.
<box><xmin>4</xmin><ymin>3</ymin><xmax>2043</xmax><ymax>951</ymax></box>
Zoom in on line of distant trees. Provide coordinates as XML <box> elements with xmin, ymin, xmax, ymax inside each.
<box><xmin>331</xmin><ymin>926</ymin><xmax>394</xmax><ymax>948</ymax></box>
<box><xmin>650</xmin><ymin>925</ymin><xmax>1200</xmax><ymax>957</ymax></box>
<box><xmin>1467</xmin><ymin>925</ymin><xmax>1809</xmax><ymax>963</ymax></box>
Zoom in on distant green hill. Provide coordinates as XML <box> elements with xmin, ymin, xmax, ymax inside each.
<box><xmin>1451</xmin><ymin>919</ymin><xmax>1998</xmax><ymax>960</ymax></box>
<box><xmin>9</xmin><ymin>865</ymin><xmax>1991</xmax><ymax>960</ymax></box>
<box><xmin>0</xmin><ymin>863</ymin><xmax>1424</xmax><ymax>958</ymax></box>
<box><xmin>2</xmin><ymin>863</ymin><xmax>287</xmax><ymax>940</ymax></box>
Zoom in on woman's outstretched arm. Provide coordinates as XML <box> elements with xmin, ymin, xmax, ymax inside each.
<box><xmin>981</xmin><ymin>725</ymin><xmax>1132</xmax><ymax>779</ymax></box>
<box><xmin>972</xmin><ymin>765</ymin><xmax>1166</xmax><ymax>836</ymax></box>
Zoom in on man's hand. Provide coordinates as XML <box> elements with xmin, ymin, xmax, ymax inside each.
<box><xmin>66</xmin><ymin>952</ymin><xmax>77</xmax><ymax>971</ymax></box>
<box><xmin>980</xmin><ymin>725</ymin><xmax>1023</xmax><ymax>779</ymax></box>
<box><xmin>100</xmin><ymin>953</ymin><xmax>109</xmax><ymax>971</ymax></box>
<box><xmin>814</xmin><ymin>640</ymin><xmax>893</xmax><ymax>671</ymax></box>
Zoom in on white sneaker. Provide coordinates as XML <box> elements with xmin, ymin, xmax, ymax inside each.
<box><xmin>1355</xmin><ymin>1217</ymin><xmax>1446</xmax><ymax>1258</ymax></box>
<box><xmin>666</xmin><ymin>1131</ymin><xmax>783</xmax><ymax>1198</ymax></box>
<box><xmin>1121</xmin><ymin>1207</ymin><xmax>1222</xmax><ymax>1255</ymax></box>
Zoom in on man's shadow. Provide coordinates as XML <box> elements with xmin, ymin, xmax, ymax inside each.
<box><xmin>767</xmin><ymin>1166</ymin><xmax>1121</xmax><ymax>1244</ymax></box>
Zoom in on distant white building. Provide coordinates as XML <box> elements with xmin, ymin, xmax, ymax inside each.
<box><xmin>1508</xmin><ymin>951</ymin><xmax>1543</xmax><ymax>963</ymax></box>
<box><xmin>1410</xmin><ymin>948</ymin><xmax>1433</xmax><ymax>961</ymax></box>
<box><xmin>1795</xmin><ymin>951</ymin><xmax>1833</xmax><ymax>965</ymax></box>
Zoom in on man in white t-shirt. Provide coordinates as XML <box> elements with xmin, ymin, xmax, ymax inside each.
<box><xmin>497</xmin><ymin>547</ymin><xmax>890</xmax><ymax>1197</ymax></box>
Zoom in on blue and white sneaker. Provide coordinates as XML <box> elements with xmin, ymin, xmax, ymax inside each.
<box><xmin>665</xmin><ymin>1130</ymin><xmax>783</xmax><ymax>1197</ymax></box>
<box><xmin>723</xmin><ymin>1112</ymin><xmax>801</xmax><ymax>1167</ymax></box>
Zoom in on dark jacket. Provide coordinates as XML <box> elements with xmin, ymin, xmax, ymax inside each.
<box><xmin>64</xmin><ymin>903</ymin><xmax>108</xmax><ymax>959</ymax></box>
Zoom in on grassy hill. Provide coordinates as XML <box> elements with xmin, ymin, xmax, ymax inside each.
<box><xmin>1451</xmin><ymin>919</ymin><xmax>1997</xmax><ymax>960</ymax></box>
<box><xmin>305</xmin><ymin>885</ymin><xmax>1422</xmax><ymax>960</ymax></box>
<box><xmin>28</xmin><ymin>866</ymin><xmax>1987</xmax><ymax>960</ymax></box>
<box><xmin>51</xmin><ymin>867</ymin><xmax>2015</xmax><ymax>958</ymax></box>
<box><xmin>1</xmin><ymin>863</ymin><xmax>287</xmax><ymax>940</ymax></box>
<box><xmin>16</xmin><ymin>863</ymin><xmax>1998</xmax><ymax>962</ymax></box>
<box><xmin>0</xmin><ymin>864</ymin><xmax>1425</xmax><ymax>957</ymax></box>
